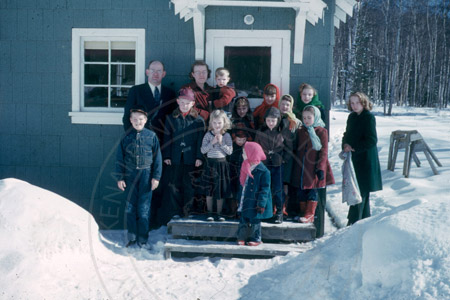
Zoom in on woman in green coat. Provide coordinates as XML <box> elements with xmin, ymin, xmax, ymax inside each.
<box><xmin>342</xmin><ymin>92</ymin><xmax>382</xmax><ymax>225</ymax></box>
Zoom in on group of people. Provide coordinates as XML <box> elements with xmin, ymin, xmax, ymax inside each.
<box><xmin>115</xmin><ymin>60</ymin><xmax>382</xmax><ymax>248</ymax></box>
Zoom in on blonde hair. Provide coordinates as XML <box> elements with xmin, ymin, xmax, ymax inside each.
<box><xmin>215</xmin><ymin>67</ymin><xmax>230</xmax><ymax>78</ymax></box>
<box><xmin>208</xmin><ymin>109</ymin><xmax>231</xmax><ymax>134</ymax></box>
<box><xmin>347</xmin><ymin>92</ymin><xmax>373</xmax><ymax>111</ymax></box>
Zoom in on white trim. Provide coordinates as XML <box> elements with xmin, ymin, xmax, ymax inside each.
<box><xmin>71</xmin><ymin>28</ymin><xmax>145</xmax><ymax>125</ymax></box>
<box><xmin>172</xmin><ymin>0</ymin><xmax>356</xmax><ymax>63</ymax></box>
<box><xmin>205</xmin><ymin>30</ymin><xmax>290</xmax><ymax>95</ymax></box>
<box><xmin>172</xmin><ymin>0</ymin><xmax>328</xmax><ymax>64</ymax></box>
<box><xmin>68</xmin><ymin>112</ymin><xmax>123</xmax><ymax>125</ymax></box>
<box><xmin>294</xmin><ymin>10</ymin><xmax>307</xmax><ymax>64</ymax></box>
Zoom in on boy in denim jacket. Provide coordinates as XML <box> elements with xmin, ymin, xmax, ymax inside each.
<box><xmin>116</xmin><ymin>105</ymin><xmax>162</xmax><ymax>248</ymax></box>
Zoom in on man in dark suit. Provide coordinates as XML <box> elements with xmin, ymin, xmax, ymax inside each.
<box><xmin>123</xmin><ymin>60</ymin><xmax>176</xmax><ymax>141</ymax></box>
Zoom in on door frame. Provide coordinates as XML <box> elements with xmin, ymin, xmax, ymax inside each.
<box><xmin>205</xmin><ymin>30</ymin><xmax>291</xmax><ymax>95</ymax></box>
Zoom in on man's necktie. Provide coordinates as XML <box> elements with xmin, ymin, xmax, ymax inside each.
<box><xmin>151</xmin><ymin>87</ymin><xmax>161</xmax><ymax>121</ymax></box>
<box><xmin>154</xmin><ymin>86</ymin><xmax>161</xmax><ymax>105</ymax></box>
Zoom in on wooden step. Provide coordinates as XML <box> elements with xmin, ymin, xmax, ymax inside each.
<box><xmin>167</xmin><ymin>218</ymin><xmax>316</xmax><ymax>242</ymax></box>
<box><xmin>164</xmin><ymin>239</ymin><xmax>312</xmax><ymax>259</ymax></box>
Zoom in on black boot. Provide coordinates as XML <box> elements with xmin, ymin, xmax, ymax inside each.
<box><xmin>274</xmin><ymin>213</ymin><xmax>283</xmax><ymax>224</ymax></box>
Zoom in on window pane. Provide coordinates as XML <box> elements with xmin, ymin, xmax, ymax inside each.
<box><xmin>85</xmin><ymin>41</ymin><xmax>108</xmax><ymax>62</ymax></box>
<box><xmin>224</xmin><ymin>47</ymin><xmax>271</xmax><ymax>98</ymax></box>
<box><xmin>111</xmin><ymin>50</ymin><xmax>135</xmax><ymax>62</ymax></box>
<box><xmin>85</xmin><ymin>64</ymin><xmax>108</xmax><ymax>84</ymax></box>
<box><xmin>84</xmin><ymin>87</ymin><xmax>108</xmax><ymax>107</ymax></box>
<box><xmin>111</xmin><ymin>87</ymin><xmax>129</xmax><ymax>108</ymax></box>
<box><xmin>111</xmin><ymin>41</ymin><xmax>136</xmax><ymax>62</ymax></box>
<box><xmin>111</xmin><ymin>64</ymin><xmax>135</xmax><ymax>85</ymax></box>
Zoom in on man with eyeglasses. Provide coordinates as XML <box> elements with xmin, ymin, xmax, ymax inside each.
<box><xmin>123</xmin><ymin>60</ymin><xmax>176</xmax><ymax>141</ymax></box>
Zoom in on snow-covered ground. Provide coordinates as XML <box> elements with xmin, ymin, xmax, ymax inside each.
<box><xmin>1</xmin><ymin>106</ymin><xmax>449</xmax><ymax>300</ymax></box>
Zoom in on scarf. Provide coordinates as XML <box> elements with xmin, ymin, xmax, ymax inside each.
<box><xmin>279</xmin><ymin>94</ymin><xmax>299</xmax><ymax>131</ymax></box>
<box><xmin>295</xmin><ymin>93</ymin><xmax>324</xmax><ymax>116</ymax></box>
<box><xmin>240</xmin><ymin>142</ymin><xmax>266</xmax><ymax>186</ymax></box>
<box><xmin>304</xmin><ymin>105</ymin><xmax>326</xmax><ymax>151</ymax></box>
<box><xmin>253</xmin><ymin>84</ymin><xmax>280</xmax><ymax>125</ymax></box>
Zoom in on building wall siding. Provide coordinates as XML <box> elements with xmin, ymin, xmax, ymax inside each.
<box><xmin>0</xmin><ymin>0</ymin><xmax>335</xmax><ymax>229</ymax></box>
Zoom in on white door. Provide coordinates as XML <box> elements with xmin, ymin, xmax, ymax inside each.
<box><xmin>205</xmin><ymin>30</ymin><xmax>291</xmax><ymax>109</ymax></box>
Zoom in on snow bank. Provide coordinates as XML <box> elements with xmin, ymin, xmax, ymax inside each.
<box><xmin>241</xmin><ymin>198</ymin><xmax>450</xmax><ymax>299</ymax></box>
<box><xmin>0</xmin><ymin>178</ymin><xmax>107</xmax><ymax>299</ymax></box>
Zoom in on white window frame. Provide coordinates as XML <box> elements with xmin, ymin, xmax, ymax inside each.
<box><xmin>205</xmin><ymin>30</ymin><xmax>291</xmax><ymax>95</ymax></box>
<box><xmin>70</xmin><ymin>28</ymin><xmax>146</xmax><ymax>125</ymax></box>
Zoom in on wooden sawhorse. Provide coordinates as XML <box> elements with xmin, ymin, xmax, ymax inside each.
<box><xmin>387</xmin><ymin>130</ymin><xmax>442</xmax><ymax>177</ymax></box>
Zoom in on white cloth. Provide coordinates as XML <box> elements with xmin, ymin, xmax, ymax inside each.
<box><xmin>339</xmin><ymin>151</ymin><xmax>362</xmax><ymax>206</ymax></box>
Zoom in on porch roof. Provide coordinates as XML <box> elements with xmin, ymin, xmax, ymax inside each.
<box><xmin>170</xmin><ymin>0</ymin><xmax>356</xmax><ymax>64</ymax></box>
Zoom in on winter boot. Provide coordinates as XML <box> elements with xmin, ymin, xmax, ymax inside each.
<box><xmin>300</xmin><ymin>201</ymin><xmax>318</xmax><ymax>223</ymax></box>
<box><xmin>299</xmin><ymin>201</ymin><xmax>307</xmax><ymax>216</ymax></box>
<box><xmin>282</xmin><ymin>199</ymin><xmax>289</xmax><ymax>216</ymax></box>
<box><xmin>247</xmin><ymin>241</ymin><xmax>262</xmax><ymax>246</ymax></box>
<box><xmin>274</xmin><ymin>213</ymin><xmax>283</xmax><ymax>224</ymax></box>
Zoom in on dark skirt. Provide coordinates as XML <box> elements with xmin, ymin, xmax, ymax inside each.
<box><xmin>200</xmin><ymin>157</ymin><xmax>232</xmax><ymax>199</ymax></box>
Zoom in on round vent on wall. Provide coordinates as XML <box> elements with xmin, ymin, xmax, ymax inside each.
<box><xmin>244</xmin><ymin>14</ymin><xmax>254</xmax><ymax>25</ymax></box>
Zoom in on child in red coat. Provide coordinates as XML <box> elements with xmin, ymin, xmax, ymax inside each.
<box><xmin>291</xmin><ymin>105</ymin><xmax>335</xmax><ymax>223</ymax></box>
<box><xmin>253</xmin><ymin>83</ymin><xmax>280</xmax><ymax>129</ymax></box>
<box><xmin>209</xmin><ymin>67</ymin><xmax>236</xmax><ymax>113</ymax></box>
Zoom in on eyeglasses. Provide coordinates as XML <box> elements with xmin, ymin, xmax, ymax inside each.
<box><xmin>149</xmin><ymin>69</ymin><xmax>163</xmax><ymax>74</ymax></box>
<box><xmin>193</xmin><ymin>71</ymin><xmax>208</xmax><ymax>75</ymax></box>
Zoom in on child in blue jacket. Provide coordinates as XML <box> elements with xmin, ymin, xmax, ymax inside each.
<box><xmin>236</xmin><ymin>142</ymin><xmax>272</xmax><ymax>246</ymax></box>
<box><xmin>116</xmin><ymin>105</ymin><xmax>162</xmax><ymax>249</ymax></box>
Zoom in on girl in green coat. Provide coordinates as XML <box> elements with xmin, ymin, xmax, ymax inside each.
<box><xmin>342</xmin><ymin>92</ymin><xmax>382</xmax><ymax>225</ymax></box>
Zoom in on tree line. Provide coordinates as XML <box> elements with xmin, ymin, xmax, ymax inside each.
<box><xmin>332</xmin><ymin>0</ymin><xmax>450</xmax><ymax>114</ymax></box>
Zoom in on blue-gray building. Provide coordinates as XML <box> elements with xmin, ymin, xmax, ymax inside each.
<box><xmin>0</xmin><ymin>0</ymin><xmax>354</xmax><ymax>230</ymax></box>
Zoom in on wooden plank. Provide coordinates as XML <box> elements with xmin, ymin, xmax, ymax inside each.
<box><xmin>424</xmin><ymin>142</ymin><xmax>442</xmax><ymax>167</ymax></box>
<box><xmin>388</xmin><ymin>131</ymin><xmax>395</xmax><ymax>170</ymax></box>
<box><xmin>168</xmin><ymin>219</ymin><xmax>316</xmax><ymax>242</ymax></box>
<box><xmin>164</xmin><ymin>239</ymin><xmax>312</xmax><ymax>259</ymax></box>
<box><xmin>423</xmin><ymin>148</ymin><xmax>439</xmax><ymax>175</ymax></box>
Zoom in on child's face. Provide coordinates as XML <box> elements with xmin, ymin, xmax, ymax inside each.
<box><xmin>300</xmin><ymin>88</ymin><xmax>314</xmax><ymax>104</ymax></box>
<box><xmin>349</xmin><ymin>96</ymin><xmax>364</xmax><ymax>114</ymax></box>
<box><xmin>302</xmin><ymin>110</ymin><xmax>315</xmax><ymax>127</ymax></box>
<box><xmin>265</xmin><ymin>117</ymin><xmax>278</xmax><ymax>130</ymax></box>
<box><xmin>177</xmin><ymin>98</ymin><xmax>195</xmax><ymax>113</ymax></box>
<box><xmin>236</xmin><ymin>104</ymin><xmax>249</xmax><ymax>118</ymax></box>
<box><xmin>216</xmin><ymin>75</ymin><xmax>230</xmax><ymax>88</ymax></box>
<box><xmin>130</xmin><ymin>112</ymin><xmax>147</xmax><ymax>131</ymax></box>
<box><xmin>264</xmin><ymin>93</ymin><xmax>277</xmax><ymax>105</ymax></box>
<box><xmin>242</xmin><ymin>149</ymin><xmax>247</xmax><ymax>160</ymax></box>
<box><xmin>280</xmin><ymin>100</ymin><xmax>291</xmax><ymax>114</ymax></box>
<box><xmin>235</xmin><ymin>136</ymin><xmax>247</xmax><ymax>147</ymax></box>
<box><xmin>212</xmin><ymin>117</ymin><xmax>224</xmax><ymax>133</ymax></box>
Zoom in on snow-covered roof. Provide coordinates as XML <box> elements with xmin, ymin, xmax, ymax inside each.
<box><xmin>170</xmin><ymin>0</ymin><xmax>356</xmax><ymax>63</ymax></box>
